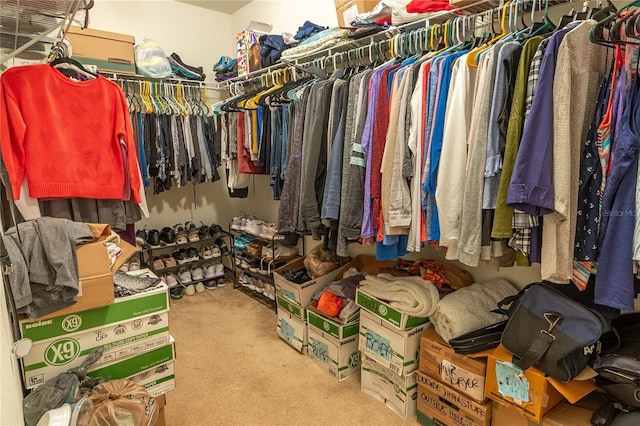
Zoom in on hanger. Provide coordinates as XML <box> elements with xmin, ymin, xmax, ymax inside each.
<box><xmin>529</xmin><ymin>0</ymin><xmax>556</xmax><ymax>37</ymax></box>
<box><xmin>590</xmin><ymin>1</ymin><xmax>640</xmax><ymax>47</ymax></box>
<box><xmin>49</xmin><ymin>56</ymin><xmax>98</xmax><ymax>80</ymax></box>
<box><xmin>558</xmin><ymin>0</ymin><xmax>577</xmax><ymax>29</ymax></box>
<box><xmin>467</xmin><ymin>2</ymin><xmax>511</xmax><ymax>67</ymax></box>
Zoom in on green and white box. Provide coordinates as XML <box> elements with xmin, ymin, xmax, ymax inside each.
<box><xmin>356</xmin><ymin>287</ymin><xmax>429</xmax><ymax>331</ymax></box>
<box><xmin>361</xmin><ymin>355</ymin><xmax>418</xmax><ymax>420</ymax></box>
<box><xmin>20</xmin><ymin>285</ymin><xmax>170</xmax><ymax>389</ymax></box>
<box><xmin>307</xmin><ymin>325</ymin><xmax>361</xmax><ymax>381</ymax></box>
<box><xmin>274</xmin><ymin>257</ymin><xmax>349</xmax><ymax>306</ymax></box>
<box><xmin>359</xmin><ymin>309</ymin><xmax>430</xmax><ymax>376</ymax></box>
<box><xmin>306</xmin><ymin>307</ymin><xmax>359</xmax><ymax>340</ymax></box>
<box><xmin>277</xmin><ymin>310</ymin><xmax>308</xmax><ymax>353</ymax></box>
<box><xmin>90</xmin><ymin>340</ymin><xmax>175</xmax><ymax>383</ymax></box>
<box><xmin>129</xmin><ymin>360</ymin><xmax>175</xmax><ymax>397</ymax></box>
<box><xmin>276</xmin><ymin>294</ymin><xmax>306</xmax><ymax>321</ymax></box>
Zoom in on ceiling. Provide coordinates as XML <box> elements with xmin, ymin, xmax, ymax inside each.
<box><xmin>175</xmin><ymin>0</ymin><xmax>253</xmax><ymax>15</ymax></box>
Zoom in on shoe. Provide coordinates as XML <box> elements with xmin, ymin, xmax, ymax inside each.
<box><xmin>173</xmin><ymin>249</ymin><xmax>189</xmax><ymax>265</ymax></box>
<box><xmin>199</xmin><ymin>222</ymin><xmax>212</xmax><ymax>239</ymax></box>
<box><xmin>191</xmin><ymin>266</ymin><xmax>204</xmax><ymax>281</ymax></box>
<box><xmin>203</xmin><ymin>263</ymin><xmax>216</xmax><ymax>279</ymax></box>
<box><xmin>184</xmin><ymin>284</ymin><xmax>196</xmax><ymax>296</ymax></box>
<box><xmin>210</xmin><ymin>224</ymin><xmax>223</xmax><ymax>240</ymax></box>
<box><xmin>239</xmin><ymin>258</ymin><xmax>251</xmax><ymax>270</ymax></box>
<box><xmin>195</xmin><ymin>282</ymin><xmax>206</xmax><ymax>293</ymax></box>
<box><xmin>259</xmin><ymin>222</ymin><xmax>279</xmax><ymax>240</ymax></box>
<box><xmin>173</xmin><ymin>223</ymin><xmax>188</xmax><ymax>244</ymax></box>
<box><xmin>267</xmin><ymin>284</ymin><xmax>275</xmax><ymax>301</ymax></box>
<box><xmin>136</xmin><ymin>227</ymin><xmax>147</xmax><ymax>246</ymax></box>
<box><xmin>248</xmin><ymin>277</ymin><xmax>257</xmax><ymax>291</ymax></box>
<box><xmin>147</xmin><ymin>229</ymin><xmax>161</xmax><ymax>248</ymax></box>
<box><xmin>128</xmin><ymin>256</ymin><xmax>141</xmax><ymax>271</ymax></box>
<box><xmin>213</xmin><ymin>55</ymin><xmax>232</xmax><ymax>72</ymax></box>
<box><xmin>161</xmin><ymin>254</ymin><xmax>177</xmax><ymax>267</ymax></box>
<box><xmin>200</xmin><ymin>246</ymin><xmax>213</xmax><ymax>260</ymax></box>
<box><xmin>239</xmin><ymin>273</ymin><xmax>250</xmax><ymax>287</ymax></box>
<box><xmin>211</xmin><ymin>245</ymin><xmax>221</xmax><ymax>258</ymax></box>
<box><xmin>216</xmin><ymin>276</ymin><xmax>227</xmax><ymax>287</ymax></box>
<box><xmin>153</xmin><ymin>256</ymin><xmax>165</xmax><ymax>270</ymax></box>
<box><xmin>231</xmin><ymin>216</ymin><xmax>244</xmax><ymax>231</ymax></box>
<box><xmin>170</xmin><ymin>286</ymin><xmax>184</xmax><ymax>300</ymax></box>
<box><xmin>164</xmin><ymin>273</ymin><xmax>179</xmax><ymax>287</ymax></box>
<box><xmin>178</xmin><ymin>267</ymin><xmax>192</xmax><ymax>283</ymax></box>
<box><xmin>214</xmin><ymin>263</ymin><xmax>225</xmax><ymax>277</ymax></box>
<box><xmin>186</xmin><ymin>247</ymin><xmax>199</xmax><ymax>262</ymax></box>
<box><xmin>160</xmin><ymin>227</ymin><xmax>175</xmax><ymax>245</ymax></box>
<box><xmin>263</xmin><ymin>244</ymin><xmax>298</xmax><ymax>260</ymax></box>
<box><xmin>246</xmin><ymin>219</ymin><xmax>264</xmax><ymax>237</ymax></box>
<box><xmin>204</xmin><ymin>279</ymin><xmax>217</xmax><ymax>290</ymax></box>
<box><xmin>254</xmin><ymin>279</ymin><xmax>265</xmax><ymax>294</ymax></box>
<box><xmin>240</xmin><ymin>216</ymin><xmax>258</xmax><ymax>234</ymax></box>
<box><xmin>185</xmin><ymin>221</ymin><xmax>200</xmax><ymax>242</ymax></box>
<box><xmin>215</xmin><ymin>237</ymin><xmax>230</xmax><ymax>254</ymax></box>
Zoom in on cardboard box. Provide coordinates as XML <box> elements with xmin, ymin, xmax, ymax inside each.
<box><xmin>20</xmin><ymin>284</ymin><xmax>169</xmax><ymax>389</ymax></box>
<box><xmin>491</xmin><ymin>401</ymin><xmax>541</xmax><ymax>426</ymax></box>
<box><xmin>361</xmin><ymin>355</ymin><xmax>418</xmax><ymax>420</ymax></box>
<box><xmin>130</xmin><ymin>361</ymin><xmax>175</xmax><ymax>397</ymax></box>
<box><xmin>359</xmin><ymin>309</ymin><xmax>429</xmax><ymax>376</ymax></box>
<box><xmin>336</xmin><ymin>0</ymin><xmax>380</xmax><ymax>27</ymax></box>
<box><xmin>307</xmin><ymin>306</ymin><xmax>359</xmax><ymax>339</ymax></box>
<box><xmin>89</xmin><ymin>340</ymin><xmax>175</xmax><ymax>383</ymax></box>
<box><xmin>155</xmin><ymin>394</ymin><xmax>166</xmax><ymax>426</ymax></box>
<box><xmin>274</xmin><ymin>257</ymin><xmax>350</xmax><ymax>306</ymax></box>
<box><xmin>419</xmin><ymin>328</ymin><xmax>488</xmax><ymax>403</ymax></box>
<box><xmin>29</xmin><ymin>226</ymin><xmax>139</xmax><ymax>320</ymax></box>
<box><xmin>356</xmin><ymin>287</ymin><xmax>430</xmax><ymax>331</ymax></box>
<box><xmin>542</xmin><ymin>392</ymin><xmax>610</xmax><ymax>426</ymax></box>
<box><xmin>416</xmin><ymin>372</ymin><xmax>492</xmax><ymax>425</ymax></box>
<box><xmin>417</xmin><ymin>382</ymin><xmax>492</xmax><ymax>426</ymax></box>
<box><xmin>485</xmin><ymin>345</ymin><xmax>596</xmax><ymax>423</ymax></box>
<box><xmin>276</xmin><ymin>294</ymin><xmax>306</xmax><ymax>321</ymax></box>
<box><xmin>307</xmin><ymin>325</ymin><xmax>360</xmax><ymax>381</ymax></box>
<box><xmin>277</xmin><ymin>310</ymin><xmax>308</xmax><ymax>353</ymax></box>
<box><xmin>67</xmin><ymin>26</ymin><xmax>136</xmax><ymax>74</ymax></box>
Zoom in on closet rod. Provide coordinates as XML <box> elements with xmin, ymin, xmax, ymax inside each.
<box><xmin>101</xmin><ymin>71</ymin><xmax>227</xmax><ymax>90</ymax></box>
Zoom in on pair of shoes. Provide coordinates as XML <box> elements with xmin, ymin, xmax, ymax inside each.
<box><xmin>203</xmin><ymin>279</ymin><xmax>217</xmax><ymax>290</ymax></box>
<box><xmin>238</xmin><ymin>273</ymin><xmax>250</xmax><ymax>287</ymax></box>
<box><xmin>173</xmin><ymin>223</ymin><xmax>188</xmax><ymax>244</ymax></box>
<box><xmin>163</xmin><ymin>273</ymin><xmax>179</xmax><ymax>287</ymax></box>
<box><xmin>147</xmin><ymin>229</ymin><xmax>161</xmax><ymax>248</ymax></box>
<box><xmin>234</xmin><ymin>235</ymin><xmax>254</xmax><ymax>250</ymax></box>
<box><xmin>119</xmin><ymin>255</ymin><xmax>142</xmax><ymax>272</ymax></box>
<box><xmin>263</xmin><ymin>283</ymin><xmax>276</xmax><ymax>301</ymax></box>
<box><xmin>183</xmin><ymin>281</ymin><xmax>205</xmax><ymax>295</ymax></box>
<box><xmin>209</xmin><ymin>224</ymin><xmax>224</xmax><ymax>240</ymax></box>
<box><xmin>213</xmin><ymin>56</ymin><xmax>237</xmax><ymax>72</ymax></box>
<box><xmin>185</xmin><ymin>221</ymin><xmax>200</xmax><ymax>242</ymax></box>
<box><xmin>262</xmin><ymin>244</ymin><xmax>298</xmax><ymax>260</ymax></box>
<box><xmin>259</xmin><ymin>222</ymin><xmax>282</xmax><ymax>240</ymax></box>
<box><xmin>160</xmin><ymin>227</ymin><xmax>175</xmax><ymax>245</ymax></box>
<box><xmin>216</xmin><ymin>276</ymin><xmax>227</xmax><ymax>287</ymax></box>
<box><xmin>136</xmin><ymin>227</ymin><xmax>148</xmax><ymax>246</ymax></box>
<box><xmin>203</xmin><ymin>263</ymin><xmax>224</xmax><ymax>279</ymax></box>
<box><xmin>172</xmin><ymin>247</ymin><xmax>199</xmax><ymax>264</ymax></box>
<box><xmin>153</xmin><ymin>255</ymin><xmax>177</xmax><ymax>269</ymax></box>
<box><xmin>170</xmin><ymin>285</ymin><xmax>184</xmax><ymax>300</ymax></box>
<box><xmin>198</xmin><ymin>222</ymin><xmax>211</xmax><ymax>239</ymax></box>
<box><xmin>199</xmin><ymin>245</ymin><xmax>221</xmax><ymax>259</ymax></box>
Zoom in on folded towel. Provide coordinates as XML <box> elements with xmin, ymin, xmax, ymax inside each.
<box><xmin>430</xmin><ymin>278</ymin><xmax>518</xmax><ymax>342</ymax></box>
<box><xmin>358</xmin><ymin>273</ymin><xmax>440</xmax><ymax>317</ymax></box>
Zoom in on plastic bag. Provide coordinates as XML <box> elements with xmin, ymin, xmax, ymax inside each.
<box><xmin>303</xmin><ymin>245</ymin><xmax>350</xmax><ymax>279</ymax></box>
<box><xmin>134</xmin><ymin>38</ymin><xmax>171</xmax><ymax>78</ymax></box>
<box><xmin>88</xmin><ymin>379</ymin><xmax>158</xmax><ymax>426</ymax></box>
<box><xmin>23</xmin><ymin>347</ymin><xmax>104</xmax><ymax>426</ymax></box>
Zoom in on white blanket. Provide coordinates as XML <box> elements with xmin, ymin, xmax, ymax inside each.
<box><xmin>358</xmin><ymin>273</ymin><xmax>440</xmax><ymax>317</ymax></box>
<box><xmin>431</xmin><ymin>278</ymin><xmax>517</xmax><ymax>342</ymax></box>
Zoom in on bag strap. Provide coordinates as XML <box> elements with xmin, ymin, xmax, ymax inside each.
<box><xmin>514</xmin><ymin>330</ymin><xmax>556</xmax><ymax>371</ymax></box>
<box><xmin>495</xmin><ymin>282</ymin><xmax>537</xmax><ymax>316</ymax></box>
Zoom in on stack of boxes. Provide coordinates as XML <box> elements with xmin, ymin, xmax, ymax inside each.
<box><xmin>416</xmin><ymin>328</ymin><xmax>492</xmax><ymax>426</ymax></box>
<box><xmin>355</xmin><ymin>264</ymin><xmax>430</xmax><ymax>420</ymax></box>
<box><xmin>333</xmin><ymin>0</ymin><xmax>380</xmax><ymax>27</ymax></box>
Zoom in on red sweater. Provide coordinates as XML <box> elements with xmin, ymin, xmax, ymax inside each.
<box><xmin>0</xmin><ymin>64</ymin><xmax>141</xmax><ymax>202</ymax></box>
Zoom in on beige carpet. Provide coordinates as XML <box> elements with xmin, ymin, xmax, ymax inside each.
<box><xmin>164</xmin><ymin>284</ymin><xmax>421</xmax><ymax>426</ymax></box>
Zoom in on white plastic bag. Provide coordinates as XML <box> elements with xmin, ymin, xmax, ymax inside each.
<box><xmin>134</xmin><ymin>38</ymin><xmax>171</xmax><ymax>78</ymax></box>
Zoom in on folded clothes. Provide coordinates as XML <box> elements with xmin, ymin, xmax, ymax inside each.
<box><xmin>168</xmin><ymin>53</ymin><xmax>205</xmax><ymax>80</ymax></box>
<box><xmin>358</xmin><ymin>273</ymin><xmax>440</xmax><ymax>317</ymax></box>
<box><xmin>430</xmin><ymin>278</ymin><xmax>517</xmax><ymax>343</ymax></box>
<box><xmin>294</xmin><ymin>20</ymin><xmax>327</xmax><ymax>40</ymax></box>
<box><xmin>113</xmin><ymin>271</ymin><xmax>162</xmax><ymax>296</ymax></box>
<box><xmin>406</xmin><ymin>0</ymin><xmax>455</xmax><ymax>13</ymax></box>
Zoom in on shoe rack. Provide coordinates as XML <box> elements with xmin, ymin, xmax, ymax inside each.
<box><xmin>228</xmin><ymin>223</ymin><xmax>305</xmax><ymax>312</ymax></box>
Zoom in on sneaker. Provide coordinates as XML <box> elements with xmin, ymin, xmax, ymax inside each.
<box><xmin>216</xmin><ymin>276</ymin><xmax>227</xmax><ymax>287</ymax></box>
<box><xmin>231</xmin><ymin>216</ymin><xmax>244</xmax><ymax>231</ymax></box>
<box><xmin>135</xmin><ymin>227</ymin><xmax>147</xmax><ymax>246</ymax></box>
<box><xmin>254</xmin><ymin>279</ymin><xmax>265</xmax><ymax>294</ymax></box>
<box><xmin>204</xmin><ymin>279</ymin><xmax>217</xmax><ymax>290</ymax></box>
<box><xmin>267</xmin><ymin>284</ymin><xmax>275</xmax><ymax>301</ymax></box>
<box><xmin>153</xmin><ymin>256</ymin><xmax>165</xmax><ymax>270</ymax></box>
<box><xmin>173</xmin><ymin>223</ymin><xmax>188</xmax><ymax>244</ymax></box>
<box><xmin>191</xmin><ymin>266</ymin><xmax>204</xmax><ymax>281</ymax></box>
<box><xmin>147</xmin><ymin>229</ymin><xmax>161</xmax><ymax>248</ymax></box>
<box><xmin>248</xmin><ymin>277</ymin><xmax>257</xmax><ymax>291</ymax></box>
<box><xmin>186</xmin><ymin>247</ymin><xmax>199</xmax><ymax>262</ymax></box>
<box><xmin>239</xmin><ymin>273</ymin><xmax>250</xmax><ymax>287</ymax></box>
<box><xmin>160</xmin><ymin>227</ymin><xmax>175</xmax><ymax>245</ymax></box>
<box><xmin>184</xmin><ymin>284</ymin><xmax>196</xmax><ymax>296</ymax></box>
<box><xmin>263</xmin><ymin>244</ymin><xmax>298</xmax><ymax>260</ymax></box>
<box><xmin>200</xmin><ymin>246</ymin><xmax>213</xmax><ymax>259</ymax></box>
<box><xmin>170</xmin><ymin>286</ymin><xmax>184</xmax><ymax>300</ymax></box>
<box><xmin>213</xmin><ymin>55</ymin><xmax>233</xmax><ymax>72</ymax></box>
<box><xmin>173</xmin><ymin>249</ymin><xmax>189</xmax><ymax>265</ymax></box>
<box><xmin>210</xmin><ymin>224</ymin><xmax>224</xmax><ymax>240</ymax></box>
<box><xmin>198</xmin><ymin>222</ymin><xmax>212</xmax><ymax>239</ymax></box>
<box><xmin>216</xmin><ymin>237</ymin><xmax>230</xmax><ymax>254</ymax></box>
<box><xmin>203</xmin><ymin>263</ymin><xmax>216</xmax><ymax>279</ymax></box>
<box><xmin>161</xmin><ymin>254</ymin><xmax>177</xmax><ymax>268</ymax></box>
<box><xmin>178</xmin><ymin>267</ymin><xmax>192</xmax><ymax>283</ymax></box>
<box><xmin>246</xmin><ymin>219</ymin><xmax>264</xmax><ymax>237</ymax></box>
<box><xmin>195</xmin><ymin>282</ymin><xmax>206</xmax><ymax>293</ymax></box>
<box><xmin>259</xmin><ymin>222</ymin><xmax>279</xmax><ymax>240</ymax></box>
<box><xmin>214</xmin><ymin>263</ymin><xmax>225</xmax><ymax>277</ymax></box>
<box><xmin>128</xmin><ymin>256</ymin><xmax>141</xmax><ymax>271</ymax></box>
<box><xmin>211</xmin><ymin>245</ymin><xmax>221</xmax><ymax>258</ymax></box>
<box><xmin>164</xmin><ymin>273</ymin><xmax>179</xmax><ymax>287</ymax></box>
<box><xmin>185</xmin><ymin>221</ymin><xmax>200</xmax><ymax>242</ymax></box>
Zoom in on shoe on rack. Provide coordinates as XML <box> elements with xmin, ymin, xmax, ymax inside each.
<box><xmin>147</xmin><ymin>229</ymin><xmax>161</xmax><ymax>248</ymax></box>
<box><xmin>246</xmin><ymin>219</ymin><xmax>264</xmax><ymax>237</ymax></box>
<box><xmin>231</xmin><ymin>216</ymin><xmax>244</xmax><ymax>231</ymax></box>
<box><xmin>170</xmin><ymin>286</ymin><xmax>184</xmax><ymax>300</ymax></box>
<box><xmin>215</xmin><ymin>237</ymin><xmax>230</xmax><ymax>254</ymax></box>
<box><xmin>210</xmin><ymin>224</ymin><xmax>223</xmax><ymax>241</ymax></box>
<box><xmin>136</xmin><ymin>227</ymin><xmax>148</xmax><ymax>246</ymax></box>
<box><xmin>263</xmin><ymin>244</ymin><xmax>298</xmax><ymax>260</ymax></box>
<box><xmin>172</xmin><ymin>249</ymin><xmax>188</xmax><ymax>265</ymax></box>
<box><xmin>185</xmin><ymin>221</ymin><xmax>200</xmax><ymax>242</ymax></box>
<box><xmin>216</xmin><ymin>276</ymin><xmax>227</xmax><ymax>287</ymax></box>
<box><xmin>248</xmin><ymin>277</ymin><xmax>257</xmax><ymax>291</ymax></box>
<box><xmin>204</xmin><ymin>279</ymin><xmax>217</xmax><ymax>290</ymax></box>
<box><xmin>203</xmin><ymin>263</ymin><xmax>216</xmax><ymax>279</ymax></box>
<box><xmin>200</xmin><ymin>246</ymin><xmax>213</xmax><ymax>260</ymax></box>
<box><xmin>195</xmin><ymin>282</ymin><xmax>206</xmax><ymax>293</ymax></box>
<box><xmin>259</xmin><ymin>222</ymin><xmax>279</xmax><ymax>240</ymax></box>
<box><xmin>163</xmin><ymin>273</ymin><xmax>179</xmax><ymax>287</ymax></box>
<box><xmin>128</xmin><ymin>255</ymin><xmax>141</xmax><ymax>271</ymax></box>
<box><xmin>153</xmin><ymin>256</ymin><xmax>165</xmax><ymax>270</ymax></box>
<box><xmin>211</xmin><ymin>245</ymin><xmax>221</xmax><ymax>258</ymax></box>
<box><xmin>173</xmin><ymin>223</ymin><xmax>188</xmax><ymax>244</ymax></box>
<box><xmin>267</xmin><ymin>284</ymin><xmax>275</xmax><ymax>301</ymax></box>
<box><xmin>186</xmin><ymin>247</ymin><xmax>199</xmax><ymax>262</ymax></box>
<box><xmin>160</xmin><ymin>227</ymin><xmax>175</xmax><ymax>245</ymax></box>
<box><xmin>214</xmin><ymin>263</ymin><xmax>225</xmax><ymax>277</ymax></box>
<box><xmin>213</xmin><ymin>55</ymin><xmax>233</xmax><ymax>72</ymax></box>
<box><xmin>184</xmin><ymin>283</ymin><xmax>196</xmax><ymax>296</ymax></box>
<box><xmin>161</xmin><ymin>254</ymin><xmax>177</xmax><ymax>268</ymax></box>
<box><xmin>191</xmin><ymin>265</ymin><xmax>204</xmax><ymax>281</ymax></box>
<box><xmin>199</xmin><ymin>222</ymin><xmax>212</xmax><ymax>239</ymax></box>
<box><xmin>178</xmin><ymin>267</ymin><xmax>192</xmax><ymax>284</ymax></box>
<box><xmin>239</xmin><ymin>273</ymin><xmax>250</xmax><ymax>287</ymax></box>
<box><xmin>254</xmin><ymin>279</ymin><xmax>265</xmax><ymax>294</ymax></box>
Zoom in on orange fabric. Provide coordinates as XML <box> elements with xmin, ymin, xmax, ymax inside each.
<box><xmin>317</xmin><ymin>291</ymin><xmax>343</xmax><ymax>318</ymax></box>
<box><xmin>0</xmin><ymin>64</ymin><xmax>141</xmax><ymax>202</ymax></box>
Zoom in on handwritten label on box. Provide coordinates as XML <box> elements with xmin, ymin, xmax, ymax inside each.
<box><xmin>496</xmin><ymin>361</ymin><xmax>530</xmax><ymax>403</ymax></box>
<box><xmin>279</xmin><ymin>319</ymin><xmax>295</xmax><ymax>343</ymax></box>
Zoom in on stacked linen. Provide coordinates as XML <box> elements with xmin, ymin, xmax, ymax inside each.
<box><xmin>358</xmin><ymin>273</ymin><xmax>440</xmax><ymax>317</ymax></box>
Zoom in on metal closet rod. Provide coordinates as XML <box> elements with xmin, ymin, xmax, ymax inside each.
<box><xmin>100</xmin><ymin>71</ymin><xmax>225</xmax><ymax>89</ymax></box>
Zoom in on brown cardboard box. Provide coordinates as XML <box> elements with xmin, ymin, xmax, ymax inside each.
<box><xmin>416</xmin><ymin>382</ymin><xmax>492</xmax><ymax>426</ymax></box>
<box><xmin>542</xmin><ymin>392</ymin><xmax>610</xmax><ymax>426</ymax></box>
<box><xmin>66</xmin><ymin>26</ymin><xmax>136</xmax><ymax>74</ymax></box>
<box><xmin>485</xmin><ymin>345</ymin><xmax>597</xmax><ymax>423</ymax></box>
<box><xmin>492</xmin><ymin>401</ymin><xmax>541</xmax><ymax>426</ymax></box>
<box><xmin>336</xmin><ymin>0</ymin><xmax>380</xmax><ymax>27</ymax></box>
<box><xmin>154</xmin><ymin>394</ymin><xmax>166</xmax><ymax>426</ymax></box>
<box><xmin>29</xmin><ymin>224</ymin><xmax>138</xmax><ymax>320</ymax></box>
<box><xmin>419</xmin><ymin>328</ymin><xmax>488</xmax><ymax>403</ymax></box>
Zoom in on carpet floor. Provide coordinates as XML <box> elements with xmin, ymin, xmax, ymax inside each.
<box><xmin>163</xmin><ymin>283</ymin><xmax>420</xmax><ymax>426</ymax></box>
